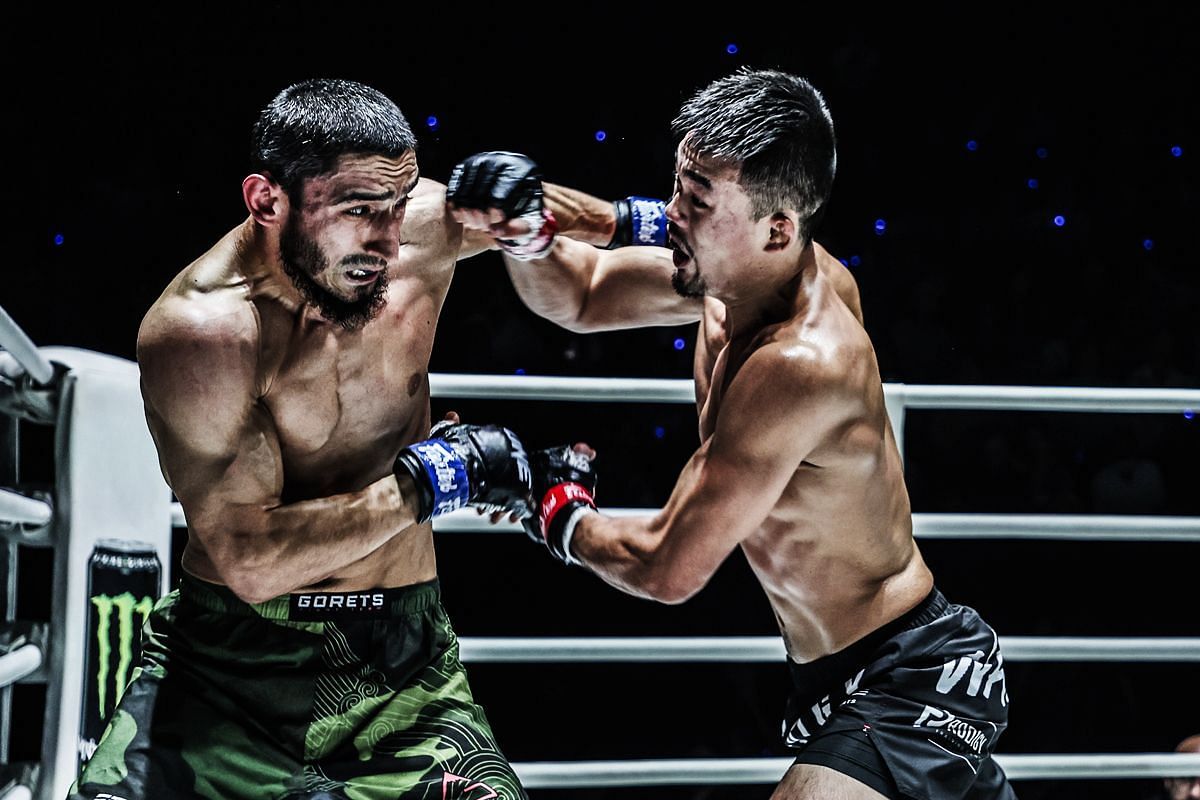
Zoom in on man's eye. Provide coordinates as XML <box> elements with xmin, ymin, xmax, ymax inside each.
<box><xmin>691</xmin><ymin>196</ymin><xmax>708</xmax><ymax>209</ymax></box>
<box><xmin>346</xmin><ymin>207</ymin><xmax>369</xmax><ymax>217</ymax></box>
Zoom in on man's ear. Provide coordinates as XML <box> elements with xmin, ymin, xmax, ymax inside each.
<box><xmin>765</xmin><ymin>211</ymin><xmax>796</xmax><ymax>252</ymax></box>
<box><xmin>243</xmin><ymin>173</ymin><xmax>287</xmax><ymax>226</ymax></box>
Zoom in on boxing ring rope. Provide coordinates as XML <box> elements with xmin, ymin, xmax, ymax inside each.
<box><xmin>0</xmin><ymin>307</ymin><xmax>54</xmax><ymax>387</ymax></box>
<box><xmin>428</xmin><ymin>372</ymin><xmax>1198</xmax><ymax>412</ymax></box>
<box><xmin>0</xmin><ymin>490</ymin><xmax>52</xmax><ymax>529</ymax></box>
<box><xmin>1</xmin><ymin>309</ymin><xmax>1198</xmax><ymax>794</ymax></box>
<box><xmin>0</xmin><ymin>645</ymin><xmax>42</xmax><ymax>688</ymax></box>
<box><xmin>170</xmin><ymin>504</ymin><xmax>1200</xmax><ymax>542</ymax></box>
<box><xmin>456</xmin><ymin>636</ymin><xmax>1200</xmax><ymax>663</ymax></box>
<box><xmin>510</xmin><ymin>753</ymin><xmax>1200</xmax><ymax>787</ymax></box>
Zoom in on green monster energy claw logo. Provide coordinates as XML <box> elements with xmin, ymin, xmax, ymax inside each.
<box><xmin>91</xmin><ymin>592</ymin><xmax>154</xmax><ymax>715</ymax></box>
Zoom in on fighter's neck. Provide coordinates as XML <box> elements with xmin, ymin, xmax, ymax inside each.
<box><xmin>232</xmin><ymin>218</ymin><xmax>309</xmax><ymax>317</ymax></box>
<box><xmin>721</xmin><ymin>247</ymin><xmax>819</xmax><ymax>342</ymax></box>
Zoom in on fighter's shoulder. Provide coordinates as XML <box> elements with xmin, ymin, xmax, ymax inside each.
<box><xmin>740</xmin><ymin>332</ymin><xmax>862</xmax><ymax>413</ymax></box>
<box><xmin>138</xmin><ymin>280</ymin><xmax>259</xmax><ymax>369</ymax></box>
<box><xmin>410</xmin><ymin>176</ymin><xmax>448</xmax><ymax>205</ymax></box>
<box><xmin>399</xmin><ymin>177</ymin><xmax>461</xmax><ymax>252</ymax></box>
<box><xmin>407</xmin><ymin>177</ymin><xmax>453</xmax><ymax>226</ymax></box>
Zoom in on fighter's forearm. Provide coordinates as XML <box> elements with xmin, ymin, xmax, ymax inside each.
<box><xmin>194</xmin><ymin>474</ymin><xmax>423</xmax><ymax>603</ymax></box>
<box><xmin>543</xmin><ymin>182</ymin><xmax>616</xmax><ymax>247</ymax></box>
<box><xmin>570</xmin><ymin>512</ymin><xmax>698</xmax><ymax>604</ymax></box>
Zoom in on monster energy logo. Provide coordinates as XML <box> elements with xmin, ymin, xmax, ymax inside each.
<box><xmin>90</xmin><ymin>592</ymin><xmax>154</xmax><ymax>716</ymax></box>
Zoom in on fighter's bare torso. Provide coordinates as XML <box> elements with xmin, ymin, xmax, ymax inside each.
<box><xmin>695</xmin><ymin>244</ymin><xmax>933</xmax><ymax>662</ymax></box>
<box><xmin>141</xmin><ymin>178</ymin><xmax>462</xmax><ymax>592</ymax></box>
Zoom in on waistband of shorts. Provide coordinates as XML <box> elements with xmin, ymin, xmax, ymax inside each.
<box><xmin>177</xmin><ymin>572</ymin><xmax>442</xmax><ymax>621</ymax></box>
<box><xmin>788</xmin><ymin>586</ymin><xmax>948</xmax><ymax>693</ymax></box>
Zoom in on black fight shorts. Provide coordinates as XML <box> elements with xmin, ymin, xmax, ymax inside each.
<box><xmin>783</xmin><ymin>588</ymin><xmax>1018</xmax><ymax>799</ymax></box>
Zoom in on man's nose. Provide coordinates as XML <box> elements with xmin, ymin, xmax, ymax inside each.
<box><xmin>366</xmin><ymin>214</ymin><xmax>403</xmax><ymax>260</ymax></box>
<box><xmin>665</xmin><ymin>192</ymin><xmax>683</xmax><ymax>225</ymax></box>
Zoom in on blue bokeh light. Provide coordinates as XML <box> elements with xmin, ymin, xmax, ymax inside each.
<box><xmin>53</xmin><ymin>233</ymin><xmax>64</xmax><ymax>246</ymax></box>
<box><xmin>726</xmin><ymin>43</ymin><xmax>738</xmax><ymax>55</ymax></box>
<box><xmin>1036</xmin><ymin>147</ymin><xmax>1049</xmax><ymax>159</ymax></box>
<box><xmin>425</xmin><ymin>115</ymin><xmax>438</xmax><ymax>128</ymax></box>
<box><xmin>1170</xmin><ymin>145</ymin><xmax>1183</xmax><ymax>157</ymax></box>
<box><xmin>966</xmin><ymin>140</ymin><xmax>978</xmax><ymax>151</ymax></box>
<box><xmin>673</xmin><ymin>338</ymin><xmax>686</xmax><ymax>351</ymax></box>
<box><xmin>1142</xmin><ymin>239</ymin><xmax>1154</xmax><ymax>251</ymax></box>
<box><xmin>874</xmin><ymin>218</ymin><xmax>887</xmax><ymax>235</ymax></box>
<box><xmin>1027</xmin><ymin>178</ymin><xmax>1039</xmax><ymax>189</ymax></box>
<box><xmin>595</xmin><ymin>130</ymin><xmax>607</xmax><ymax>142</ymax></box>
<box><xmin>654</xmin><ymin>426</ymin><xmax>666</xmax><ymax>439</ymax></box>
<box><xmin>849</xmin><ymin>255</ymin><xmax>862</xmax><ymax>267</ymax></box>
<box><xmin>1053</xmin><ymin>215</ymin><xmax>1066</xmax><ymax>227</ymax></box>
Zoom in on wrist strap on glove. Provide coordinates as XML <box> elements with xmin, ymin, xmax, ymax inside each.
<box><xmin>606</xmin><ymin>196</ymin><xmax>668</xmax><ymax>249</ymax></box>
<box><xmin>394</xmin><ymin>439</ymin><xmax>471</xmax><ymax>523</ymax></box>
<box><xmin>539</xmin><ymin>482</ymin><xmax>596</xmax><ymax>565</ymax></box>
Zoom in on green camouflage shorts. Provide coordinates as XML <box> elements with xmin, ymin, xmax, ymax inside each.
<box><xmin>70</xmin><ymin>575</ymin><xmax>526</xmax><ymax>800</ymax></box>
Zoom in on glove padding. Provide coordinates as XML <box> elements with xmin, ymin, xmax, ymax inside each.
<box><xmin>523</xmin><ymin>445</ymin><xmax>598</xmax><ymax>565</ymax></box>
<box><xmin>447</xmin><ymin>151</ymin><xmax>557</xmax><ymax>260</ymax></box>
<box><xmin>395</xmin><ymin>422</ymin><xmax>532</xmax><ymax>524</ymax></box>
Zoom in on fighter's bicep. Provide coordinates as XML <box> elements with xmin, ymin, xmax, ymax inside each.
<box><xmin>138</xmin><ymin>317</ymin><xmax>282</xmax><ymax>516</ymax></box>
<box><xmin>584</xmin><ymin>246</ymin><xmax>701</xmax><ymax>328</ymax></box>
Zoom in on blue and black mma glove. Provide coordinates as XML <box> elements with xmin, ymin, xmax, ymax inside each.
<box><xmin>522</xmin><ymin>445</ymin><xmax>598</xmax><ymax>566</ymax></box>
<box><xmin>447</xmin><ymin>151</ymin><xmax>558</xmax><ymax>260</ymax></box>
<box><xmin>606</xmin><ymin>196</ymin><xmax>669</xmax><ymax>249</ymax></box>
<box><xmin>394</xmin><ymin>421</ymin><xmax>533</xmax><ymax>524</ymax></box>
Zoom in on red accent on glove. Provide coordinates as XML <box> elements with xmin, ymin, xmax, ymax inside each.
<box><xmin>538</xmin><ymin>481</ymin><xmax>595</xmax><ymax>541</ymax></box>
<box><xmin>498</xmin><ymin>207</ymin><xmax>559</xmax><ymax>260</ymax></box>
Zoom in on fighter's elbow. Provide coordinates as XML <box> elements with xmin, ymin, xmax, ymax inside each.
<box><xmin>210</xmin><ymin>551</ymin><xmax>282</xmax><ymax>605</ymax></box>
<box><xmin>192</xmin><ymin>519</ymin><xmax>287</xmax><ymax>604</ymax></box>
<box><xmin>639</xmin><ymin>562</ymin><xmax>708</xmax><ymax>605</ymax></box>
<box><xmin>519</xmin><ymin>299</ymin><xmax>592</xmax><ymax>334</ymax></box>
<box><xmin>224</xmin><ymin>575</ymin><xmax>281</xmax><ymax>606</ymax></box>
<box><xmin>559</xmin><ymin>315</ymin><xmax>607</xmax><ymax>334</ymax></box>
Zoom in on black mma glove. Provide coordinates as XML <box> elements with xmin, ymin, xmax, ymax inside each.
<box><xmin>395</xmin><ymin>421</ymin><xmax>532</xmax><ymax>524</ymax></box>
<box><xmin>447</xmin><ymin>151</ymin><xmax>558</xmax><ymax>260</ymax></box>
<box><xmin>522</xmin><ymin>445</ymin><xmax>598</xmax><ymax>565</ymax></box>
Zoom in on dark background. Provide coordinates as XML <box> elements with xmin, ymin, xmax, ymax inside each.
<box><xmin>5</xmin><ymin>3</ymin><xmax>1198</xmax><ymax>798</ymax></box>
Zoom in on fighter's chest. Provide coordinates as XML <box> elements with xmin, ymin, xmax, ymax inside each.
<box><xmin>263</xmin><ymin>296</ymin><xmax>439</xmax><ymax>458</ymax></box>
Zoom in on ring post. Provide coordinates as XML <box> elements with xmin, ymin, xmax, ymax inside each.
<box><xmin>36</xmin><ymin>348</ymin><xmax>172</xmax><ymax>800</ymax></box>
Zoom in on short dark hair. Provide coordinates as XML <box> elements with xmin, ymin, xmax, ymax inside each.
<box><xmin>250</xmin><ymin>78</ymin><xmax>416</xmax><ymax>199</ymax></box>
<box><xmin>671</xmin><ymin>68</ymin><xmax>837</xmax><ymax>242</ymax></box>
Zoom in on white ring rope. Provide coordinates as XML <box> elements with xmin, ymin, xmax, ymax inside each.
<box><xmin>0</xmin><ymin>489</ymin><xmax>52</xmax><ymax>528</ymax></box>
<box><xmin>0</xmin><ymin>644</ymin><xmax>42</xmax><ymax>688</ymax></box>
<box><xmin>167</xmin><ymin>506</ymin><xmax>1200</xmax><ymax>542</ymax></box>
<box><xmin>898</xmin><ymin>384</ymin><xmax>1200</xmax><ymax>414</ymax></box>
<box><xmin>458</xmin><ymin>636</ymin><xmax>1200</xmax><ymax>663</ymax></box>
<box><xmin>430</xmin><ymin>373</ymin><xmax>1200</xmax><ymax>412</ymax></box>
<box><xmin>0</xmin><ymin>785</ymin><xmax>33</xmax><ymax>800</ymax></box>
<box><xmin>509</xmin><ymin>754</ymin><xmax>1200</xmax><ymax>787</ymax></box>
<box><xmin>907</xmin><ymin>513</ymin><xmax>1200</xmax><ymax>542</ymax></box>
<box><xmin>0</xmin><ymin>305</ymin><xmax>55</xmax><ymax>386</ymax></box>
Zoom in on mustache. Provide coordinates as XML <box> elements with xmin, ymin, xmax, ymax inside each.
<box><xmin>341</xmin><ymin>254</ymin><xmax>388</xmax><ymax>269</ymax></box>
